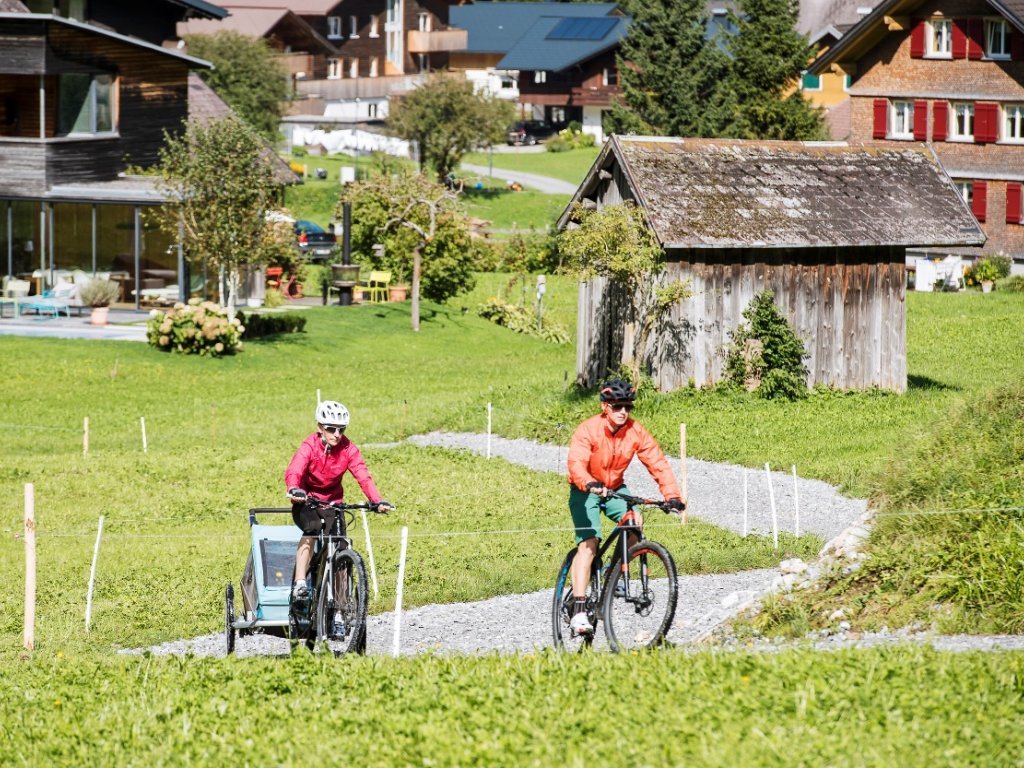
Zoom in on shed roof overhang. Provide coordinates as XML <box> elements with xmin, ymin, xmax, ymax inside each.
<box><xmin>560</xmin><ymin>135</ymin><xmax>987</xmax><ymax>251</ymax></box>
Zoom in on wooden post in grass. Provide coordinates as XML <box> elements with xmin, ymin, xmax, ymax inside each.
<box><xmin>679</xmin><ymin>423</ymin><xmax>688</xmax><ymax>524</ymax></box>
<box><xmin>140</xmin><ymin>417</ymin><xmax>148</xmax><ymax>453</ymax></box>
<box><xmin>765</xmin><ymin>463</ymin><xmax>779</xmax><ymax>548</ymax></box>
<box><xmin>392</xmin><ymin>526</ymin><xmax>409</xmax><ymax>657</ymax></box>
<box><xmin>23</xmin><ymin>483</ymin><xmax>36</xmax><ymax>652</ymax></box>
<box><xmin>792</xmin><ymin>465</ymin><xmax>800</xmax><ymax>537</ymax></box>
<box><xmin>360</xmin><ymin>509</ymin><xmax>379</xmax><ymax>599</ymax></box>
<box><xmin>85</xmin><ymin>515</ymin><xmax>104</xmax><ymax>632</ymax></box>
<box><xmin>83</xmin><ymin>416</ymin><xmax>89</xmax><ymax>456</ymax></box>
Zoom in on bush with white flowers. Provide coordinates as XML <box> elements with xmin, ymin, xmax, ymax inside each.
<box><xmin>146</xmin><ymin>299</ymin><xmax>244</xmax><ymax>357</ymax></box>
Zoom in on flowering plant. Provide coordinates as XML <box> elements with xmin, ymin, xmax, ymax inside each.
<box><xmin>146</xmin><ymin>299</ymin><xmax>244</xmax><ymax>356</ymax></box>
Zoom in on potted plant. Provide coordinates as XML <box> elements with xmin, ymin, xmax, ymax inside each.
<box><xmin>79</xmin><ymin>278</ymin><xmax>121</xmax><ymax>325</ymax></box>
<box><xmin>973</xmin><ymin>258</ymin><xmax>1001</xmax><ymax>293</ymax></box>
<box><xmin>388</xmin><ymin>283</ymin><xmax>410</xmax><ymax>301</ymax></box>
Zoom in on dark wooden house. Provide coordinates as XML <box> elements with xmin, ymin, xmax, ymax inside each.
<box><xmin>560</xmin><ymin>135</ymin><xmax>986</xmax><ymax>393</ymax></box>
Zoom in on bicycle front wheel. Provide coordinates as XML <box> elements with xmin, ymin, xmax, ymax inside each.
<box><xmin>315</xmin><ymin>548</ymin><xmax>368</xmax><ymax>656</ymax></box>
<box><xmin>603</xmin><ymin>540</ymin><xmax>678</xmax><ymax>652</ymax></box>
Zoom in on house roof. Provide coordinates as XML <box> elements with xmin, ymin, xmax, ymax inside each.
<box><xmin>449</xmin><ymin>2</ymin><xmax>622</xmax><ymax>55</ymax></box>
<box><xmin>810</xmin><ymin>0</ymin><xmax>1024</xmax><ymax>72</ymax></box>
<box><xmin>561</xmin><ymin>135</ymin><xmax>986</xmax><ymax>249</ymax></box>
<box><xmin>187</xmin><ymin>73</ymin><xmax>300</xmax><ymax>185</ymax></box>
<box><xmin>497</xmin><ymin>14</ymin><xmax>629</xmax><ymax>70</ymax></box>
<box><xmin>178</xmin><ymin>6</ymin><xmax>337</xmax><ymax>53</ymax></box>
<box><xmin>0</xmin><ymin>0</ymin><xmax>28</xmax><ymax>11</ymax></box>
<box><xmin>170</xmin><ymin>0</ymin><xmax>229</xmax><ymax>18</ymax></box>
<box><xmin>204</xmin><ymin>0</ymin><xmax>341</xmax><ymax>13</ymax></box>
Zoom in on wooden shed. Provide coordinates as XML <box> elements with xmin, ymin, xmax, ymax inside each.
<box><xmin>560</xmin><ymin>136</ymin><xmax>987</xmax><ymax>393</ymax></box>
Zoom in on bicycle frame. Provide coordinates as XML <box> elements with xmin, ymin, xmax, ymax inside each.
<box><xmin>594</xmin><ymin>501</ymin><xmax>645</xmax><ymax>602</ymax></box>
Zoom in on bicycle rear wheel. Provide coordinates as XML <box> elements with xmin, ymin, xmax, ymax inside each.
<box><xmin>602</xmin><ymin>540</ymin><xmax>677</xmax><ymax>652</ymax></box>
<box><xmin>551</xmin><ymin>548</ymin><xmax>600</xmax><ymax>652</ymax></box>
<box><xmin>316</xmin><ymin>549</ymin><xmax>368</xmax><ymax>656</ymax></box>
<box><xmin>224</xmin><ymin>584</ymin><xmax>236</xmax><ymax>656</ymax></box>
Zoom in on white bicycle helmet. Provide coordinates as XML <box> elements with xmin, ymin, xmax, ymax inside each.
<box><xmin>315</xmin><ymin>400</ymin><xmax>350</xmax><ymax>427</ymax></box>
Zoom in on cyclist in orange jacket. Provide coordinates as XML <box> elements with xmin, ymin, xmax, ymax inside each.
<box><xmin>566</xmin><ymin>379</ymin><xmax>685</xmax><ymax>634</ymax></box>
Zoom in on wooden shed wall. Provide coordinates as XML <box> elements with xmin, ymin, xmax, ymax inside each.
<box><xmin>577</xmin><ymin>246</ymin><xmax>908</xmax><ymax>392</ymax></box>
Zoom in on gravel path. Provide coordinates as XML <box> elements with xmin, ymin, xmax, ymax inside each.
<box><xmin>124</xmin><ymin>433</ymin><xmax>1024</xmax><ymax>658</ymax></box>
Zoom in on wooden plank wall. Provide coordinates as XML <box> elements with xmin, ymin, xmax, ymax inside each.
<box><xmin>577</xmin><ymin>246</ymin><xmax>907</xmax><ymax>392</ymax></box>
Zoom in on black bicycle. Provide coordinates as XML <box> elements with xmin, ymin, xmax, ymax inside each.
<box><xmin>289</xmin><ymin>498</ymin><xmax>384</xmax><ymax>656</ymax></box>
<box><xmin>552</xmin><ymin>491</ymin><xmax>679</xmax><ymax>653</ymax></box>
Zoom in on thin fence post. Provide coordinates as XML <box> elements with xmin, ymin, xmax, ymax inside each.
<box><xmin>679</xmin><ymin>423</ymin><xmax>688</xmax><ymax>525</ymax></box>
<box><xmin>85</xmin><ymin>515</ymin><xmax>105</xmax><ymax>632</ymax></box>
<box><xmin>360</xmin><ymin>509</ymin><xmax>379</xmax><ymax>600</ymax></box>
<box><xmin>765</xmin><ymin>463</ymin><xmax>779</xmax><ymax>549</ymax></box>
<box><xmin>392</xmin><ymin>526</ymin><xmax>409</xmax><ymax>658</ymax></box>
<box><xmin>140</xmin><ymin>417</ymin><xmax>148</xmax><ymax>454</ymax></box>
<box><xmin>83</xmin><ymin>416</ymin><xmax>89</xmax><ymax>456</ymax></box>
<box><xmin>792</xmin><ymin>465</ymin><xmax>800</xmax><ymax>537</ymax></box>
<box><xmin>742</xmin><ymin>467</ymin><xmax>748</xmax><ymax>537</ymax></box>
<box><xmin>486</xmin><ymin>403</ymin><xmax>492</xmax><ymax>459</ymax></box>
<box><xmin>23</xmin><ymin>483</ymin><xmax>36</xmax><ymax>652</ymax></box>
<box><xmin>316</xmin><ymin>389</ymin><xmax>321</xmax><ymax>405</ymax></box>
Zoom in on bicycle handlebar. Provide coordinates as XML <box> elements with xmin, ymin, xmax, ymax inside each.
<box><xmin>301</xmin><ymin>497</ymin><xmax>393</xmax><ymax>514</ymax></box>
<box><xmin>603</xmin><ymin>490</ymin><xmax>675</xmax><ymax>513</ymax></box>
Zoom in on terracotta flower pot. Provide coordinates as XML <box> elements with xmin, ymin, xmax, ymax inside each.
<box><xmin>389</xmin><ymin>285</ymin><xmax>409</xmax><ymax>302</ymax></box>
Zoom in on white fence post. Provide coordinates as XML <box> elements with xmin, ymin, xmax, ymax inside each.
<box><xmin>486</xmin><ymin>403</ymin><xmax>492</xmax><ymax>459</ymax></box>
<box><xmin>392</xmin><ymin>526</ymin><xmax>409</xmax><ymax>657</ymax></box>
<box><xmin>792</xmin><ymin>465</ymin><xmax>800</xmax><ymax>537</ymax></box>
<box><xmin>765</xmin><ymin>463</ymin><xmax>778</xmax><ymax>549</ymax></box>
<box><xmin>85</xmin><ymin>515</ymin><xmax>105</xmax><ymax>632</ymax></box>
<box><xmin>140</xmin><ymin>417</ymin><xmax>148</xmax><ymax>453</ymax></box>
<box><xmin>83</xmin><ymin>416</ymin><xmax>89</xmax><ymax>456</ymax></box>
<box><xmin>23</xmin><ymin>483</ymin><xmax>36</xmax><ymax>652</ymax></box>
<box><xmin>360</xmin><ymin>509</ymin><xmax>379</xmax><ymax>600</ymax></box>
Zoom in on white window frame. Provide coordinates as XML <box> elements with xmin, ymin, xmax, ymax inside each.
<box><xmin>985</xmin><ymin>19</ymin><xmax>1011</xmax><ymax>59</ymax></box>
<box><xmin>349</xmin><ymin>15</ymin><xmax>359</xmax><ymax>38</ymax></box>
<box><xmin>534</xmin><ymin>70</ymin><xmax>547</xmax><ymax>84</ymax></box>
<box><xmin>1003</xmin><ymin>103</ymin><xmax>1024</xmax><ymax>142</ymax></box>
<box><xmin>928</xmin><ymin>18</ymin><xmax>953</xmax><ymax>57</ymax></box>
<box><xmin>890</xmin><ymin>100</ymin><xmax>915</xmax><ymax>139</ymax></box>
<box><xmin>369</xmin><ymin>15</ymin><xmax>379</xmax><ymax>37</ymax></box>
<box><xmin>327</xmin><ymin>58</ymin><xmax>341</xmax><ymax>80</ymax></box>
<box><xmin>954</xmin><ymin>180</ymin><xmax>973</xmax><ymax>206</ymax></box>
<box><xmin>368</xmin><ymin>102</ymin><xmax>378</xmax><ymax>119</ymax></box>
<box><xmin>418</xmin><ymin>13</ymin><xmax>432</xmax><ymax>32</ymax></box>
<box><xmin>349</xmin><ymin>58</ymin><xmax>359</xmax><ymax>78</ymax></box>
<box><xmin>950</xmin><ymin>102</ymin><xmax>975</xmax><ymax>141</ymax></box>
<box><xmin>369</xmin><ymin>57</ymin><xmax>379</xmax><ymax>78</ymax></box>
<box><xmin>327</xmin><ymin>16</ymin><xmax>341</xmax><ymax>39</ymax></box>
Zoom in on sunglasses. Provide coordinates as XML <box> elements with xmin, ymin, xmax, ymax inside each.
<box><xmin>320</xmin><ymin>424</ymin><xmax>346</xmax><ymax>434</ymax></box>
<box><xmin>608</xmin><ymin>403</ymin><xmax>634</xmax><ymax>412</ymax></box>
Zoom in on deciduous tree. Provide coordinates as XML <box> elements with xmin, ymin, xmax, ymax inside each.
<box><xmin>387</xmin><ymin>74</ymin><xmax>514</xmax><ymax>183</ymax></box>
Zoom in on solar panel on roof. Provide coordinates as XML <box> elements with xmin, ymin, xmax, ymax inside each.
<box><xmin>546</xmin><ymin>16</ymin><xmax>617</xmax><ymax>41</ymax></box>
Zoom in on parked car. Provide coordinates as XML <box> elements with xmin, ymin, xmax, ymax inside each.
<box><xmin>294</xmin><ymin>220</ymin><xmax>337</xmax><ymax>261</ymax></box>
<box><xmin>506</xmin><ymin>120</ymin><xmax>558</xmax><ymax>146</ymax></box>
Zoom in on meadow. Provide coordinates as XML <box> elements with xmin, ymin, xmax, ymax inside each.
<box><xmin>2</xmin><ymin>283</ymin><xmax>1023</xmax><ymax>764</ymax></box>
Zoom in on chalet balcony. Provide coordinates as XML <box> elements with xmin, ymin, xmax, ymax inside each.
<box><xmin>275</xmin><ymin>52</ymin><xmax>329</xmax><ymax>81</ymax></box>
<box><xmin>406</xmin><ymin>28</ymin><xmax>468</xmax><ymax>54</ymax></box>
<box><xmin>294</xmin><ymin>73</ymin><xmax>428</xmax><ymax>101</ymax></box>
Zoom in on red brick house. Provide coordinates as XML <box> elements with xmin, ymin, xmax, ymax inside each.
<box><xmin>809</xmin><ymin>0</ymin><xmax>1024</xmax><ymax>269</ymax></box>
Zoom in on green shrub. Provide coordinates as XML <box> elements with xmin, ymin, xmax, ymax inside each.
<box><xmin>545</xmin><ymin>137</ymin><xmax>571</xmax><ymax>153</ymax></box>
<box><xmin>477</xmin><ymin>296</ymin><xmax>569</xmax><ymax>343</ymax></box>
<box><xmin>973</xmin><ymin>257</ymin><xmax>1002</xmax><ymax>284</ymax></box>
<box><xmin>724</xmin><ymin>290</ymin><xmax>809</xmax><ymax>400</ymax></box>
<box><xmin>1001</xmin><ymin>274</ymin><xmax>1024</xmax><ymax>292</ymax></box>
<box><xmin>299</xmin><ymin>262</ymin><xmax>330</xmax><ymax>298</ymax></box>
<box><xmin>78</xmin><ymin>278</ymin><xmax>120</xmax><ymax>308</ymax></box>
<box><xmin>146</xmin><ymin>299</ymin><xmax>243</xmax><ymax>356</ymax></box>
<box><xmin>237</xmin><ymin>310</ymin><xmax>307</xmax><ymax>338</ymax></box>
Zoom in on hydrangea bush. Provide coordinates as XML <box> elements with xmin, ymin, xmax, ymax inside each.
<box><xmin>146</xmin><ymin>299</ymin><xmax>244</xmax><ymax>356</ymax></box>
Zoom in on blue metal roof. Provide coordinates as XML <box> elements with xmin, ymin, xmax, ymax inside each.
<box><xmin>497</xmin><ymin>14</ymin><xmax>628</xmax><ymax>71</ymax></box>
<box><xmin>450</xmin><ymin>1</ymin><xmax>621</xmax><ymax>54</ymax></box>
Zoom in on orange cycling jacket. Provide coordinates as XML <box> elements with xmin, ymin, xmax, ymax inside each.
<box><xmin>567</xmin><ymin>413</ymin><xmax>682</xmax><ymax>500</ymax></box>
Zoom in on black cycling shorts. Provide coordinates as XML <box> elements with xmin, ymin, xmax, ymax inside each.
<box><xmin>291</xmin><ymin>501</ymin><xmax>338</xmax><ymax>537</ymax></box>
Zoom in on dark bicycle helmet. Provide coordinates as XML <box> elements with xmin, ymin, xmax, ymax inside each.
<box><xmin>599</xmin><ymin>379</ymin><xmax>636</xmax><ymax>402</ymax></box>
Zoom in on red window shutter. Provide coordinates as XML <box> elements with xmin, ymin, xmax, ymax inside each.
<box><xmin>976</xmin><ymin>102</ymin><xmax>998</xmax><ymax>143</ymax></box>
<box><xmin>932</xmin><ymin>101</ymin><xmax>948</xmax><ymax>141</ymax></box>
<box><xmin>973</xmin><ymin>181</ymin><xmax>988</xmax><ymax>222</ymax></box>
<box><xmin>952</xmin><ymin>20</ymin><xmax>968</xmax><ymax>58</ymax></box>
<box><xmin>911</xmin><ymin>21</ymin><xmax>926</xmax><ymax>57</ymax></box>
<box><xmin>1007</xmin><ymin>182</ymin><xmax>1022</xmax><ymax>224</ymax></box>
<box><xmin>873</xmin><ymin>99</ymin><xmax>888</xmax><ymax>138</ymax></box>
<box><xmin>1013</xmin><ymin>29</ymin><xmax>1024</xmax><ymax>61</ymax></box>
<box><xmin>967</xmin><ymin>19</ymin><xmax>984</xmax><ymax>59</ymax></box>
<box><xmin>913</xmin><ymin>100</ymin><xmax>928</xmax><ymax>140</ymax></box>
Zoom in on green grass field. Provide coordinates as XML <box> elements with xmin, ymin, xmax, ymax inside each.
<box><xmin>462</xmin><ymin>145</ymin><xmax>601</xmax><ymax>185</ymax></box>
<box><xmin>3</xmin><ymin>285</ymin><xmax>1023</xmax><ymax>764</ymax></box>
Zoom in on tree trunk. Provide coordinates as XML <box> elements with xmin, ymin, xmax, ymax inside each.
<box><xmin>411</xmin><ymin>245</ymin><xmax>421</xmax><ymax>332</ymax></box>
<box><xmin>226</xmin><ymin>269</ymin><xmax>240</xmax><ymax>321</ymax></box>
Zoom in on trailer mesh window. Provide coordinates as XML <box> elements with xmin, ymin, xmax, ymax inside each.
<box><xmin>259</xmin><ymin>539</ymin><xmax>297</xmax><ymax>587</ymax></box>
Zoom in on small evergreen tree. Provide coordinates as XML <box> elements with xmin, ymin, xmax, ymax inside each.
<box><xmin>725</xmin><ymin>290</ymin><xmax>809</xmax><ymax>399</ymax></box>
<box><xmin>723</xmin><ymin>0</ymin><xmax>826</xmax><ymax>140</ymax></box>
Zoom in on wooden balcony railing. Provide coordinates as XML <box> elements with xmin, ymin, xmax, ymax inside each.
<box><xmin>406</xmin><ymin>28</ymin><xmax>468</xmax><ymax>53</ymax></box>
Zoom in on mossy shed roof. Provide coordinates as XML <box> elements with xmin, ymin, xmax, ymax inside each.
<box><xmin>561</xmin><ymin>136</ymin><xmax>987</xmax><ymax>250</ymax></box>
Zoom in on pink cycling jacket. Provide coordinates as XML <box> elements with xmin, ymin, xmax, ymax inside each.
<box><xmin>284</xmin><ymin>433</ymin><xmax>381</xmax><ymax>504</ymax></box>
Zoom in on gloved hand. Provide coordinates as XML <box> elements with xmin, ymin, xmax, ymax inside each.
<box><xmin>667</xmin><ymin>498</ymin><xmax>686</xmax><ymax>512</ymax></box>
<box><xmin>288</xmin><ymin>487</ymin><xmax>307</xmax><ymax>503</ymax></box>
<box><xmin>586</xmin><ymin>481</ymin><xmax>607</xmax><ymax>496</ymax></box>
<box><xmin>370</xmin><ymin>500</ymin><xmax>393</xmax><ymax>513</ymax></box>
